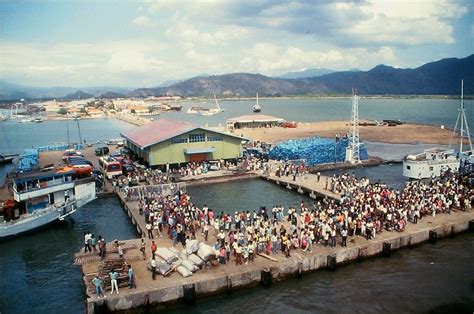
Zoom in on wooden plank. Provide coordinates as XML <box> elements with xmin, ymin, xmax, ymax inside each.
<box><xmin>257</xmin><ymin>252</ymin><xmax>278</xmax><ymax>262</ymax></box>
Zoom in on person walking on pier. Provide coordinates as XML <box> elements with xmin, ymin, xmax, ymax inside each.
<box><xmin>109</xmin><ymin>268</ymin><xmax>119</xmax><ymax>294</ymax></box>
<box><xmin>92</xmin><ymin>275</ymin><xmax>106</xmax><ymax>299</ymax></box>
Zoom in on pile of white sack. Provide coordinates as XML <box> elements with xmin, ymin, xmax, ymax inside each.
<box><xmin>148</xmin><ymin>240</ymin><xmax>218</xmax><ymax>278</ymax></box>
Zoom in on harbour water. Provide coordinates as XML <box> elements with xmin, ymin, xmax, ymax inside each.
<box><xmin>0</xmin><ymin>98</ymin><xmax>473</xmax><ymax>313</ymax></box>
<box><xmin>1</xmin><ymin>98</ymin><xmax>473</xmax><ymax>155</ymax></box>
<box><xmin>1</xmin><ymin>179</ymin><xmax>473</xmax><ymax>313</ymax></box>
<box><xmin>0</xmin><ymin>194</ymin><xmax>138</xmax><ymax>314</ymax></box>
<box><xmin>168</xmin><ymin>233</ymin><xmax>474</xmax><ymax>314</ymax></box>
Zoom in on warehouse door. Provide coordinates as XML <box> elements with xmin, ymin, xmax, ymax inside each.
<box><xmin>189</xmin><ymin>153</ymin><xmax>206</xmax><ymax>162</ymax></box>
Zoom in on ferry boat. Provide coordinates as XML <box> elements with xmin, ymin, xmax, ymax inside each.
<box><xmin>403</xmin><ymin>148</ymin><xmax>460</xmax><ymax>179</ymax></box>
<box><xmin>0</xmin><ymin>168</ymin><xmax>97</xmax><ymax>239</ymax></box>
<box><xmin>253</xmin><ymin>93</ymin><xmax>261</xmax><ymax>113</ymax></box>
<box><xmin>403</xmin><ymin>80</ymin><xmax>472</xmax><ymax>179</ymax></box>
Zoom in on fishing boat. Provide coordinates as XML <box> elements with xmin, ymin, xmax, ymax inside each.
<box><xmin>34</xmin><ymin>117</ymin><xmax>43</xmax><ymax>123</ymax></box>
<box><xmin>253</xmin><ymin>93</ymin><xmax>261</xmax><ymax>113</ymax></box>
<box><xmin>403</xmin><ymin>80</ymin><xmax>472</xmax><ymax>179</ymax></box>
<box><xmin>0</xmin><ymin>167</ymin><xmax>97</xmax><ymax>239</ymax></box>
<box><xmin>0</xmin><ymin>154</ymin><xmax>14</xmax><ymax>165</ymax></box>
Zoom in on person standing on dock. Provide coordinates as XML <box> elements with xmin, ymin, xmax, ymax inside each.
<box><xmin>140</xmin><ymin>239</ymin><xmax>146</xmax><ymax>260</ymax></box>
<box><xmin>341</xmin><ymin>227</ymin><xmax>348</xmax><ymax>247</ymax></box>
<box><xmin>128</xmin><ymin>264</ymin><xmax>136</xmax><ymax>289</ymax></box>
<box><xmin>109</xmin><ymin>269</ymin><xmax>119</xmax><ymax>294</ymax></box>
<box><xmin>151</xmin><ymin>240</ymin><xmax>157</xmax><ymax>259</ymax></box>
<box><xmin>92</xmin><ymin>275</ymin><xmax>106</xmax><ymax>299</ymax></box>
<box><xmin>317</xmin><ymin>172</ymin><xmax>321</xmax><ymax>182</ymax></box>
<box><xmin>151</xmin><ymin>257</ymin><xmax>157</xmax><ymax>280</ymax></box>
<box><xmin>146</xmin><ymin>222</ymin><xmax>153</xmax><ymax>239</ymax></box>
<box><xmin>84</xmin><ymin>231</ymin><xmax>92</xmax><ymax>253</ymax></box>
<box><xmin>98</xmin><ymin>236</ymin><xmax>107</xmax><ymax>260</ymax></box>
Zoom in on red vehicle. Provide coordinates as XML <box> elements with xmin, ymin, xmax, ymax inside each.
<box><xmin>282</xmin><ymin>121</ymin><xmax>297</xmax><ymax>128</ymax></box>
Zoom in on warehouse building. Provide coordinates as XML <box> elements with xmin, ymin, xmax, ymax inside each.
<box><xmin>121</xmin><ymin>119</ymin><xmax>249</xmax><ymax>167</ymax></box>
<box><xmin>226</xmin><ymin>114</ymin><xmax>284</xmax><ymax>129</ymax></box>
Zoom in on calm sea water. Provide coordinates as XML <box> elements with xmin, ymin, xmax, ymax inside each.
<box><xmin>1</xmin><ymin>98</ymin><xmax>473</xmax><ymax>313</ymax></box>
<box><xmin>1</xmin><ymin>180</ymin><xmax>473</xmax><ymax>313</ymax></box>
<box><xmin>163</xmin><ymin>97</ymin><xmax>474</xmax><ymax>128</ymax></box>
<box><xmin>1</xmin><ymin>98</ymin><xmax>472</xmax><ymax>155</ymax></box>
<box><xmin>0</xmin><ymin>194</ymin><xmax>138</xmax><ymax>314</ymax></box>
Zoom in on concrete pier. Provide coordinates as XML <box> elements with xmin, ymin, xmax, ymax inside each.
<box><xmin>80</xmin><ymin>209</ymin><xmax>474</xmax><ymax>313</ymax></box>
<box><xmin>262</xmin><ymin>172</ymin><xmax>341</xmax><ymax>201</ymax></box>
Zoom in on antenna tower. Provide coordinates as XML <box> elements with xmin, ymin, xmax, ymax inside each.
<box><xmin>452</xmin><ymin>79</ymin><xmax>472</xmax><ymax>153</ymax></box>
<box><xmin>346</xmin><ymin>89</ymin><xmax>361</xmax><ymax>163</ymax></box>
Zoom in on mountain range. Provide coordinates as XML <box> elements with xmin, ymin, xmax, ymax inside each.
<box><xmin>0</xmin><ymin>55</ymin><xmax>472</xmax><ymax>101</ymax></box>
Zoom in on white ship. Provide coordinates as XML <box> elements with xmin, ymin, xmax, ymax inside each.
<box><xmin>0</xmin><ymin>168</ymin><xmax>96</xmax><ymax>239</ymax></box>
<box><xmin>403</xmin><ymin>80</ymin><xmax>472</xmax><ymax>179</ymax></box>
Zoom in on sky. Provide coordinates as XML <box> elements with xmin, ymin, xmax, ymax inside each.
<box><xmin>0</xmin><ymin>0</ymin><xmax>472</xmax><ymax>88</ymax></box>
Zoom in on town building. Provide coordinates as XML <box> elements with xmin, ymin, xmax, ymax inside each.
<box><xmin>121</xmin><ymin>119</ymin><xmax>249</xmax><ymax>167</ymax></box>
<box><xmin>226</xmin><ymin>114</ymin><xmax>284</xmax><ymax>129</ymax></box>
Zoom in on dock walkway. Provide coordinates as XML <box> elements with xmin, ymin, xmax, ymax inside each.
<box><xmin>262</xmin><ymin>172</ymin><xmax>341</xmax><ymax>201</ymax></box>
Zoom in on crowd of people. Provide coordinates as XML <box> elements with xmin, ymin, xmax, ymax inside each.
<box><xmin>127</xmin><ymin>168</ymin><xmax>471</xmax><ymax>272</ymax></box>
<box><xmin>88</xmin><ymin>149</ymin><xmax>472</xmax><ymax>298</ymax></box>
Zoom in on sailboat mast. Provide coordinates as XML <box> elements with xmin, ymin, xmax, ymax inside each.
<box><xmin>257</xmin><ymin>93</ymin><xmax>259</xmax><ymax>106</ymax></box>
<box><xmin>214</xmin><ymin>93</ymin><xmax>220</xmax><ymax>110</ymax></box>
<box><xmin>460</xmin><ymin>80</ymin><xmax>464</xmax><ymax>153</ymax></box>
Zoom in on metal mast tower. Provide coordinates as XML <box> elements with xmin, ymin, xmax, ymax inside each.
<box><xmin>452</xmin><ymin>79</ymin><xmax>472</xmax><ymax>153</ymax></box>
<box><xmin>346</xmin><ymin>89</ymin><xmax>361</xmax><ymax>163</ymax></box>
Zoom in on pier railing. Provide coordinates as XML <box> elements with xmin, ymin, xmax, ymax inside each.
<box><xmin>123</xmin><ymin>182</ymin><xmax>186</xmax><ymax>201</ymax></box>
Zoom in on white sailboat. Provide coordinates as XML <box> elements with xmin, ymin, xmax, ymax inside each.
<box><xmin>253</xmin><ymin>93</ymin><xmax>261</xmax><ymax>113</ymax></box>
<box><xmin>197</xmin><ymin>94</ymin><xmax>224</xmax><ymax>116</ymax></box>
<box><xmin>403</xmin><ymin>80</ymin><xmax>472</xmax><ymax>179</ymax></box>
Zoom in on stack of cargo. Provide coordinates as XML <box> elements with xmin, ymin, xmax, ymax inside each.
<box><xmin>16</xmin><ymin>148</ymin><xmax>39</xmax><ymax>172</ymax></box>
<box><xmin>150</xmin><ymin>240</ymin><xmax>216</xmax><ymax>278</ymax></box>
<box><xmin>35</xmin><ymin>143</ymin><xmax>84</xmax><ymax>152</ymax></box>
<box><xmin>268</xmin><ymin>137</ymin><xmax>368</xmax><ymax>165</ymax></box>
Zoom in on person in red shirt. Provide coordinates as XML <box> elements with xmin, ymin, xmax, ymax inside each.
<box><xmin>150</xmin><ymin>241</ymin><xmax>157</xmax><ymax>259</ymax></box>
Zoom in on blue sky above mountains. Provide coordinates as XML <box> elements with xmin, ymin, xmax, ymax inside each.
<box><xmin>0</xmin><ymin>0</ymin><xmax>472</xmax><ymax>87</ymax></box>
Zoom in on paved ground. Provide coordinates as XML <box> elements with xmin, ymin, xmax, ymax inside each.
<box><xmin>238</xmin><ymin>121</ymin><xmax>466</xmax><ymax>145</ymax></box>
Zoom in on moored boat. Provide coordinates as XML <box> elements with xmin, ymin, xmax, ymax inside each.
<box><xmin>403</xmin><ymin>80</ymin><xmax>472</xmax><ymax>179</ymax></box>
<box><xmin>253</xmin><ymin>93</ymin><xmax>261</xmax><ymax>113</ymax></box>
<box><xmin>0</xmin><ymin>167</ymin><xmax>96</xmax><ymax>239</ymax></box>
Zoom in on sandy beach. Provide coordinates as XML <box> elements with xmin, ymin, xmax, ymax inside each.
<box><xmin>238</xmin><ymin>121</ymin><xmax>464</xmax><ymax>145</ymax></box>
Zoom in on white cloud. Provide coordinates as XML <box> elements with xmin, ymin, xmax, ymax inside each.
<box><xmin>240</xmin><ymin>43</ymin><xmax>397</xmax><ymax>75</ymax></box>
<box><xmin>132</xmin><ymin>15</ymin><xmax>154</xmax><ymax>28</ymax></box>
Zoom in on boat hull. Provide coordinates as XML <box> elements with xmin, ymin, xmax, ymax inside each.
<box><xmin>0</xmin><ymin>196</ymin><xmax>95</xmax><ymax>239</ymax></box>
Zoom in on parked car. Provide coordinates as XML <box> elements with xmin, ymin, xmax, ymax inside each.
<box><xmin>282</xmin><ymin>121</ymin><xmax>297</xmax><ymax>128</ymax></box>
<box><xmin>95</xmin><ymin>145</ymin><xmax>109</xmax><ymax>156</ymax></box>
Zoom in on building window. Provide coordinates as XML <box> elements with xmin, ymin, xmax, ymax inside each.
<box><xmin>208</xmin><ymin>136</ymin><xmax>223</xmax><ymax>142</ymax></box>
<box><xmin>189</xmin><ymin>133</ymin><xmax>205</xmax><ymax>143</ymax></box>
<box><xmin>429</xmin><ymin>166</ymin><xmax>433</xmax><ymax>171</ymax></box>
<box><xmin>171</xmin><ymin>138</ymin><xmax>188</xmax><ymax>144</ymax></box>
<box><xmin>406</xmin><ymin>165</ymin><xmax>411</xmax><ymax>170</ymax></box>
